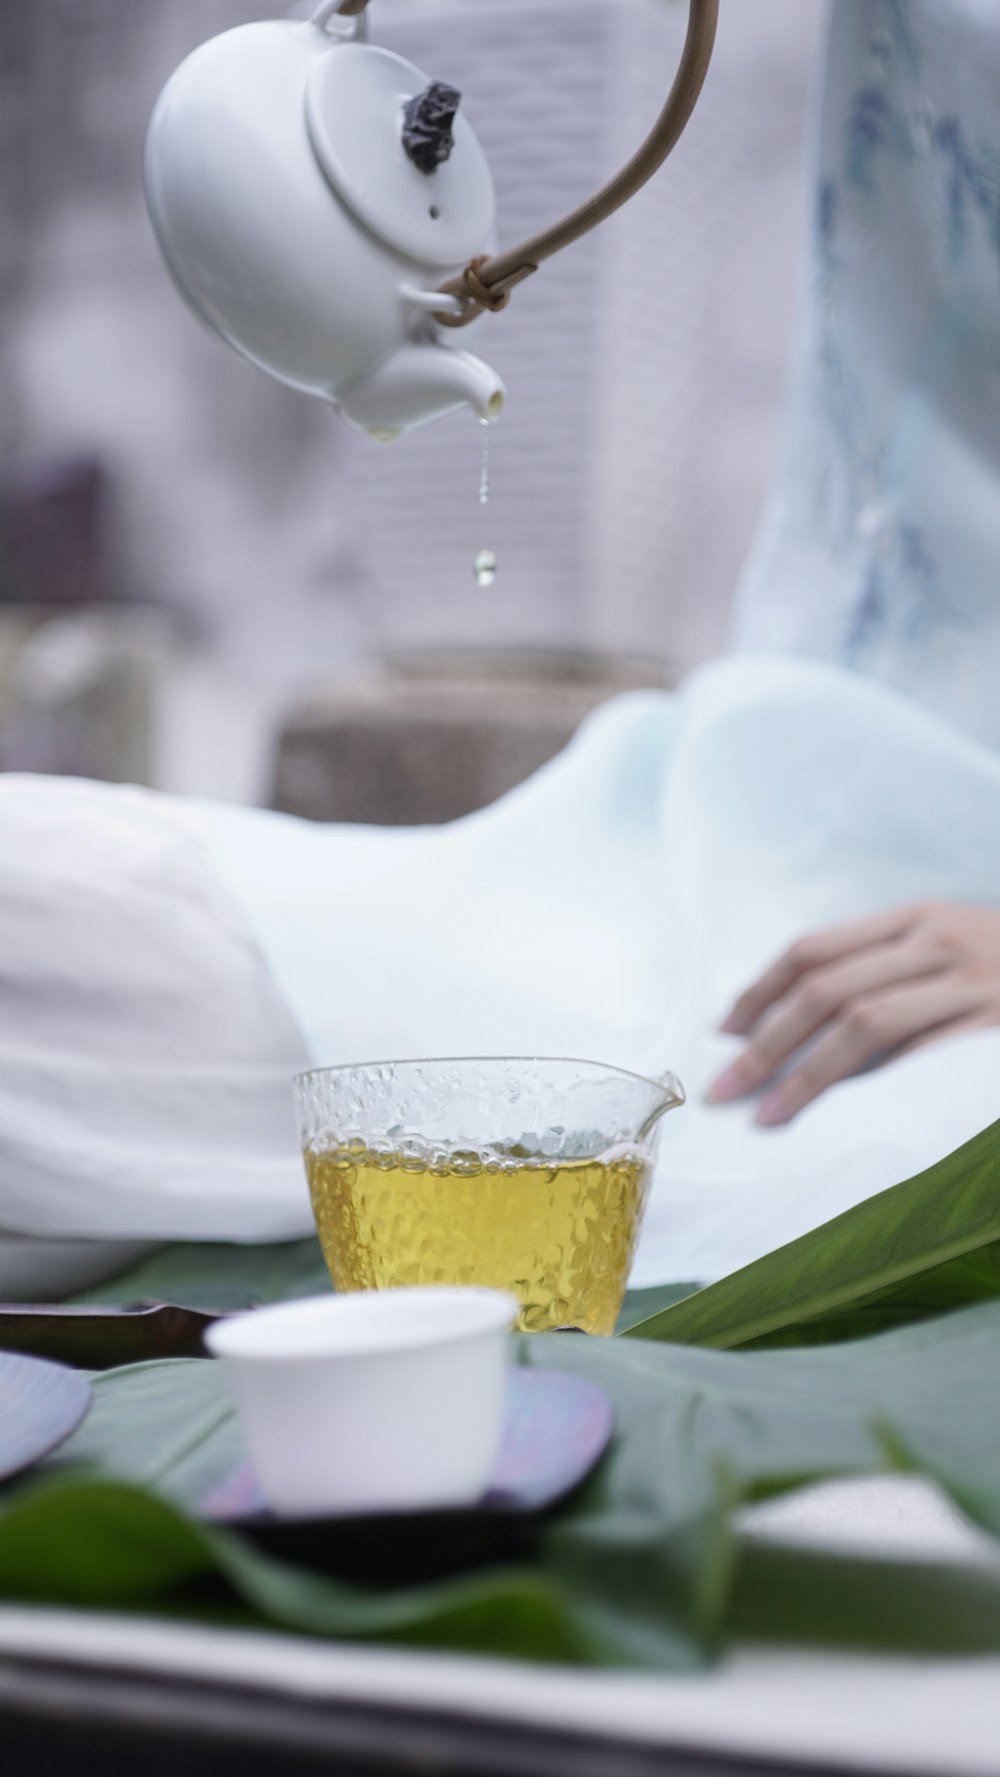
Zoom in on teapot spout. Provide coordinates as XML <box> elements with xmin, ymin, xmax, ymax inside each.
<box><xmin>337</xmin><ymin>343</ymin><xmax>505</xmax><ymax>441</ymax></box>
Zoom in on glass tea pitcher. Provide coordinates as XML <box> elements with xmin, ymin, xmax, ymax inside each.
<box><xmin>295</xmin><ymin>1056</ymin><xmax>683</xmax><ymax>1335</ymax></box>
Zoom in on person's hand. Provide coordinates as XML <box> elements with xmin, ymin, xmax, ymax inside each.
<box><xmin>706</xmin><ymin>903</ymin><xmax>1000</xmax><ymax>1126</ymax></box>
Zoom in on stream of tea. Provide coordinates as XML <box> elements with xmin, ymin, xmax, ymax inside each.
<box><xmin>306</xmin><ymin>1137</ymin><xmax>652</xmax><ymax>1335</ymax></box>
<box><xmin>473</xmin><ymin>423</ymin><xmax>497</xmax><ymax>589</ymax></box>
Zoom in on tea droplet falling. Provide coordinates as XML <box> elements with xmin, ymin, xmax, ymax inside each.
<box><xmin>473</xmin><ymin>548</ymin><xmax>497</xmax><ymax>590</ymax></box>
<box><xmin>473</xmin><ymin>422</ymin><xmax>496</xmax><ymax>588</ymax></box>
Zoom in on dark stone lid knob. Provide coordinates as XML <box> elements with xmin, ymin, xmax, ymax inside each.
<box><xmin>402</xmin><ymin>81</ymin><xmax>462</xmax><ymax>175</ymax></box>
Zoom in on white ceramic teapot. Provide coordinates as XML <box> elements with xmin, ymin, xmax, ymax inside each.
<box><xmin>144</xmin><ymin>2</ymin><xmax>505</xmax><ymax>441</ymax></box>
<box><xmin>144</xmin><ymin>0</ymin><xmax>718</xmax><ymax>442</ymax></box>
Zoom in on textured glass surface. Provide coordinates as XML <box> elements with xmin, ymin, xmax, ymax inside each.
<box><xmin>295</xmin><ymin>1059</ymin><xmax>681</xmax><ymax>1335</ymax></box>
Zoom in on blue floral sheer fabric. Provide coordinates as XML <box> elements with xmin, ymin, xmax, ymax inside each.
<box><xmin>732</xmin><ymin>0</ymin><xmax>1000</xmax><ymax>750</ymax></box>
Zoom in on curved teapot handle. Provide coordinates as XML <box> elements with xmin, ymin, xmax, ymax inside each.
<box><xmin>328</xmin><ymin>0</ymin><xmax>718</xmax><ymax>329</ymax></box>
<box><xmin>436</xmin><ymin>0</ymin><xmax>718</xmax><ymax>326</ymax></box>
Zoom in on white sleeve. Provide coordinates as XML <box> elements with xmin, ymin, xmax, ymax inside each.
<box><xmin>0</xmin><ymin>775</ymin><xmax>312</xmax><ymax>1273</ymax></box>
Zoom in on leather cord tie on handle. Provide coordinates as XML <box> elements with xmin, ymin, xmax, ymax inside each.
<box><xmin>455</xmin><ymin>257</ymin><xmax>511</xmax><ymax>315</ymax></box>
<box><xmin>337</xmin><ymin>0</ymin><xmax>718</xmax><ymax>329</ymax></box>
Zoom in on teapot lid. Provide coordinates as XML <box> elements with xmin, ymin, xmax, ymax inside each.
<box><xmin>305</xmin><ymin>43</ymin><xmax>495</xmax><ymax>269</ymax></box>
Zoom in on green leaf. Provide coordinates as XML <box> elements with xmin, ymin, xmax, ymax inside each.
<box><xmin>0</xmin><ymin>1475</ymin><xmax>593</xmax><ymax>1662</ymax></box>
<box><xmin>624</xmin><ymin>1116</ymin><xmax>1000</xmax><ymax>1349</ymax></box>
<box><xmin>615</xmin><ymin>1282</ymin><xmax>699</xmax><ymax>1332</ymax></box>
<box><xmin>535</xmin><ymin>1302</ymin><xmax>1000</xmax><ymax>1648</ymax></box>
<box><xmin>6</xmin><ymin>1303</ymin><xmax>1000</xmax><ymax>1668</ymax></box>
<box><xmin>45</xmin><ymin>1357</ymin><xmax>242</xmax><ymax>1506</ymax></box>
<box><xmin>729</xmin><ymin>1539</ymin><xmax>1000</xmax><ymax>1655</ymax></box>
<box><xmin>0</xmin><ymin>1477</ymin><xmax>214</xmax><ymax>1606</ymax></box>
<box><xmin>74</xmin><ymin>1238</ymin><xmax>331</xmax><ymax>1313</ymax></box>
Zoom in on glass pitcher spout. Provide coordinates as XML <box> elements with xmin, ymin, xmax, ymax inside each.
<box><xmin>636</xmin><ymin>1070</ymin><xmax>685</xmax><ymax>1142</ymax></box>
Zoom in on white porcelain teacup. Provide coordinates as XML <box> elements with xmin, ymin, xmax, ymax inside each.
<box><xmin>205</xmin><ymin>1286</ymin><xmax>517</xmax><ymax>1519</ymax></box>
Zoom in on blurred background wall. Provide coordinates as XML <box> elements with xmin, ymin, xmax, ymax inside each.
<box><xmin>0</xmin><ymin>0</ymin><xmax>826</xmax><ymax>806</ymax></box>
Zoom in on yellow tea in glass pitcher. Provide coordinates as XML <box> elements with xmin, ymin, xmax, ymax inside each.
<box><xmin>306</xmin><ymin>1138</ymin><xmax>652</xmax><ymax>1335</ymax></box>
<box><xmin>295</xmin><ymin>1059</ymin><xmax>683</xmax><ymax>1336</ymax></box>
